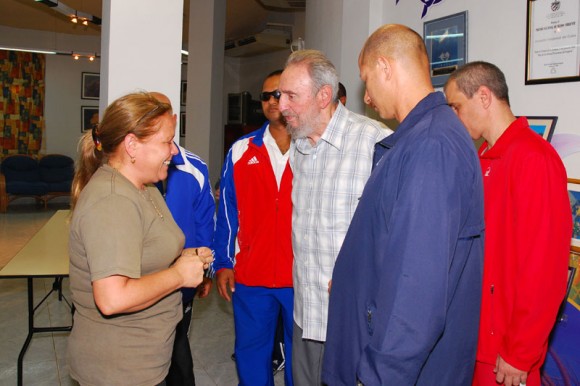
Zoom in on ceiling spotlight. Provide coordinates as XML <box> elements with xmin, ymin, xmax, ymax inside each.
<box><xmin>35</xmin><ymin>0</ymin><xmax>101</xmax><ymax>27</ymax></box>
<box><xmin>73</xmin><ymin>54</ymin><xmax>80</xmax><ymax>60</ymax></box>
<box><xmin>89</xmin><ymin>55</ymin><xmax>95</xmax><ymax>61</ymax></box>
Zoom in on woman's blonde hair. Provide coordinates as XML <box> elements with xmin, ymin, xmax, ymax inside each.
<box><xmin>71</xmin><ymin>91</ymin><xmax>172</xmax><ymax>209</ymax></box>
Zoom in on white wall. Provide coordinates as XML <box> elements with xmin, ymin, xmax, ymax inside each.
<box><xmin>305</xmin><ymin>0</ymin><xmax>343</xmax><ymax>66</ymax></box>
<box><xmin>101</xmin><ymin>0</ymin><xmax>183</xmax><ymax>116</ymax></box>
<box><xmin>185</xmin><ymin>0</ymin><xmax>226</xmax><ymax>184</ymax></box>
<box><xmin>301</xmin><ymin>0</ymin><xmax>580</xmax><ymax>177</ymax></box>
<box><xmin>0</xmin><ymin>25</ymin><xmax>100</xmax><ymax>54</ymax></box>
<box><xmin>44</xmin><ymin>55</ymin><xmax>100</xmax><ymax>158</ymax></box>
<box><xmin>239</xmin><ymin>50</ymin><xmax>290</xmax><ymax>97</ymax></box>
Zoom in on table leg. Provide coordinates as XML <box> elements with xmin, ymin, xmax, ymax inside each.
<box><xmin>16</xmin><ymin>277</ymin><xmax>72</xmax><ymax>386</ymax></box>
<box><xmin>17</xmin><ymin>278</ymin><xmax>34</xmax><ymax>386</ymax></box>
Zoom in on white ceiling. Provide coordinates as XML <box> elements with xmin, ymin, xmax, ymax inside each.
<box><xmin>0</xmin><ymin>0</ymin><xmax>287</xmax><ymax>44</ymax></box>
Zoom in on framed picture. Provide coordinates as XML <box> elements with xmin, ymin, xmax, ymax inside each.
<box><xmin>525</xmin><ymin>0</ymin><xmax>580</xmax><ymax>85</ymax></box>
<box><xmin>524</xmin><ymin>116</ymin><xmax>558</xmax><ymax>142</ymax></box>
<box><xmin>81</xmin><ymin>72</ymin><xmax>100</xmax><ymax>100</ymax></box>
<box><xmin>423</xmin><ymin>11</ymin><xmax>467</xmax><ymax>87</ymax></box>
<box><xmin>180</xmin><ymin>112</ymin><xmax>186</xmax><ymax>137</ymax></box>
<box><xmin>556</xmin><ymin>265</ymin><xmax>577</xmax><ymax>322</ymax></box>
<box><xmin>81</xmin><ymin>106</ymin><xmax>99</xmax><ymax>133</ymax></box>
<box><xmin>569</xmin><ymin>178</ymin><xmax>580</xmax><ymax>253</ymax></box>
<box><xmin>180</xmin><ymin>81</ymin><xmax>187</xmax><ymax>106</ymax></box>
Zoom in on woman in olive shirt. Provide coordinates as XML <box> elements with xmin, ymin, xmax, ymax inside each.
<box><xmin>67</xmin><ymin>92</ymin><xmax>212</xmax><ymax>386</ymax></box>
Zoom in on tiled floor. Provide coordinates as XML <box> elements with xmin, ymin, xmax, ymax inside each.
<box><xmin>0</xmin><ymin>200</ymin><xmax>285</xmax><ymax>385</ymax></box>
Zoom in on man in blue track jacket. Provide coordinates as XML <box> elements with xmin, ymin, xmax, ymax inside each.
<box><xmin>165</xmin><ymin>144</ymin><xmax>216</xmax><ymax>385</ymax></box>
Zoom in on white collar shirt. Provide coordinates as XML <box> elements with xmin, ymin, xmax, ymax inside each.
<box><xmin>263</xmin><ymin>124</ymin><xmax>290</xmax><ymax>189</ymax></box>
<box><xmin>290</xmin><ymin>103</ymin><xmax>392</xmax><ymax>341</ymax></box>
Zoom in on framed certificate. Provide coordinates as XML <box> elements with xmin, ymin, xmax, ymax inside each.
<box><xmin>525</xmin><ymin>0</ymin><xmax>580</xmax><ymax>84</ymax></box>
<box><xmin>423</xmin><ymin>11</ymin><xmax>468</xmax><ymax>87</ymax></box>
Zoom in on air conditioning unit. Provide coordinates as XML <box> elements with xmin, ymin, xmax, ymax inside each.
<box><xmin>259</xmin><ymin>0</ymin><xmax>306</xmax><ymax>9</ymax></box>
<box><xmin>225</xmin><ymin>25</ymin><xmax>292</xmax><ymax>57</ymax></box>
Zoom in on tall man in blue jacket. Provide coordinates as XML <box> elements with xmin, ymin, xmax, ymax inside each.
<box><xmin>322</xmin><ymin>24</ymin><xmax>485</xmax><ymax>386</ymax></box>
<box><xmin>214</xmin><ymin>70</ymin><xmax>294</xmax><ymax>386</ymax></box>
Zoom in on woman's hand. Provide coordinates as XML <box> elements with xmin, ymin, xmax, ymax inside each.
<box><xmin>182</xmin><ymin>247</ymin><xmax>214</xmax><ymax>269</ymax></box>
<box><xmin>172</xmin><ymin>252</ymin><xmax>205</xmax><ymax>288</ymax></box>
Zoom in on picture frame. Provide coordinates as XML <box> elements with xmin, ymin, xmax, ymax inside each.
<box><xmin>81</xmin><ymin>106</ymin><xmax>99</xmax><ymax>133</ymax></box>
<box><xmin>525</xmin><ymin>0</ymin><xmax>580</xmax><ymax>85</ymax></box>
<box><xmin>524</xmin><ymin>116</ymin><xmax>558</xmax><ymax>142</ymax></box>
<box><xmin>556</xmin><ymin>265</ymin><xmax>577</xmax><ymax>322</ymax></box>
<box><xmin>423</xmin><ymin>11</ymin><xmax>467</xmax><ymax>88</ymax></box>
<box><xmin>180</xmin><ymin>81</ymin><xmax>187</xmax><ymax>106</ymax></box>
<box><xmin>81</xmin><ymin>72</ymin><xmax>100</xmax><ymax>100</ymax></box>
<box><xmin>569</xmin><ymin>178</ymin><xmax>580</xmax><ymax>253</ymax></box>
<box><xmin>180</xmin><ymin>112</ymin><xmax>186</xmax><ymax>137</ymax></box>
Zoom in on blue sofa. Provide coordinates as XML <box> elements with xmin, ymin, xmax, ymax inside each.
<box><xmin>0</xmin><ymin>154</ymin><xmax>74</xmax><ymax>212</ymax></box>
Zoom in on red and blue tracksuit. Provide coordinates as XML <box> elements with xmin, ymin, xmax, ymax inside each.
<box><xmin>213</xmin><ymin>122</ymin><xmax>294</xmax><ymax>386</ymax></box>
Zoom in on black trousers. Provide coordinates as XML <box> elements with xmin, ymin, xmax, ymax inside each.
<box><xmin>166</xmin><ymin>300</ymin><xmax>195</xmax><ymax>386</ymax></box>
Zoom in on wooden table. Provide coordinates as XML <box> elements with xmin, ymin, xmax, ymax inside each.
<box><xmin>0</xmin><ymin>210</ymin><xmax>72</xmax><ymax>386</ymax></box>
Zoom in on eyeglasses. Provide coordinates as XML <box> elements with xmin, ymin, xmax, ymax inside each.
<box><xmin>259</xmin><ymin>90</ymin><xmax>281</xmax><ymax>102</ymax></box>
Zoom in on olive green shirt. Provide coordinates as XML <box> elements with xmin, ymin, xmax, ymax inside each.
<box><xmin>68</xmin><ymin>165</ymin><xmax>184</xmax><ymax>386</ymax></box>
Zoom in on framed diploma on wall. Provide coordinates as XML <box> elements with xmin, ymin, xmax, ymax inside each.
<box><xmin>526</xmin><ymin>0</ymin><xmax>580</xmax><ymax>84</ymax></box>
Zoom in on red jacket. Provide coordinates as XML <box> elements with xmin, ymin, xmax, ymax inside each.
<box><xmin>476</xmin><ymin>117</ymin><xmax>571</xmax><ymax>371</ymax></box>
<box><xmin>213</xmin><ymin>123</ymin><xmax>293</xmax><ymax>287</ymax></box>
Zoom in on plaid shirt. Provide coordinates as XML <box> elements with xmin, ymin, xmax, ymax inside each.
<box><xmin>291</xmin><ymin>103</ymin><xmax>391</xmax><ymax>341</ymax></box>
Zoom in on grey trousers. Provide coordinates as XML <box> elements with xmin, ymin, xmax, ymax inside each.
<box><xmin>292</xmin><ymin>322</ymin><xmax>325</xmax><ymax>386</ymax></box>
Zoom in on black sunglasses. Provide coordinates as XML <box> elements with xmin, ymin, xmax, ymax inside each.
<box><xmin>259</xmin><ymin>90</ymin><xmax>281</xmax><ymax>102</ymax></box>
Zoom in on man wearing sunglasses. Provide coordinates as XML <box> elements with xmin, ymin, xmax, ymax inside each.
<box><xmin>214</xmin><ymin>70</ymin><xmax>294</xmax><ymax>386</ymax></box>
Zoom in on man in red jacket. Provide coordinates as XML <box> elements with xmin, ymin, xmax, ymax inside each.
<box><xmin>213</xmin><ymin>70</ymin><xmax>294</xmax><ymax>386</ymax></box>
<box><xmin>445</xmin><ymin>61</ymin><xmax>572</xmax><ymax>386</ymax></box>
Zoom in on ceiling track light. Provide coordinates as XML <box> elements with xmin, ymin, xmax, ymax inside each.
<box><xmin>0</xmin><ymin>46</ymin><xmax>57</xmax><ymax>55</ymax></box>
<box><xmin>35</xmin><ymin>0</ymin><xmax>101</xmax><ymax>26</ymax></box>
<box><xmin>0</xmin><ymin>46</ymin><xmax>101</xmax><ymax>59</ymax></box>
<box><xmin>71</xmin><ymin>52</ymin><xmax>98</xmax><ymax>62</ymax></box>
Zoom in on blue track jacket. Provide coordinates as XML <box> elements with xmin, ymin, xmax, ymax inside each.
<box><xmin>165</xmin><ymin>145</ymin><xmax>215</xmax><ymax>302</ymax></box>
